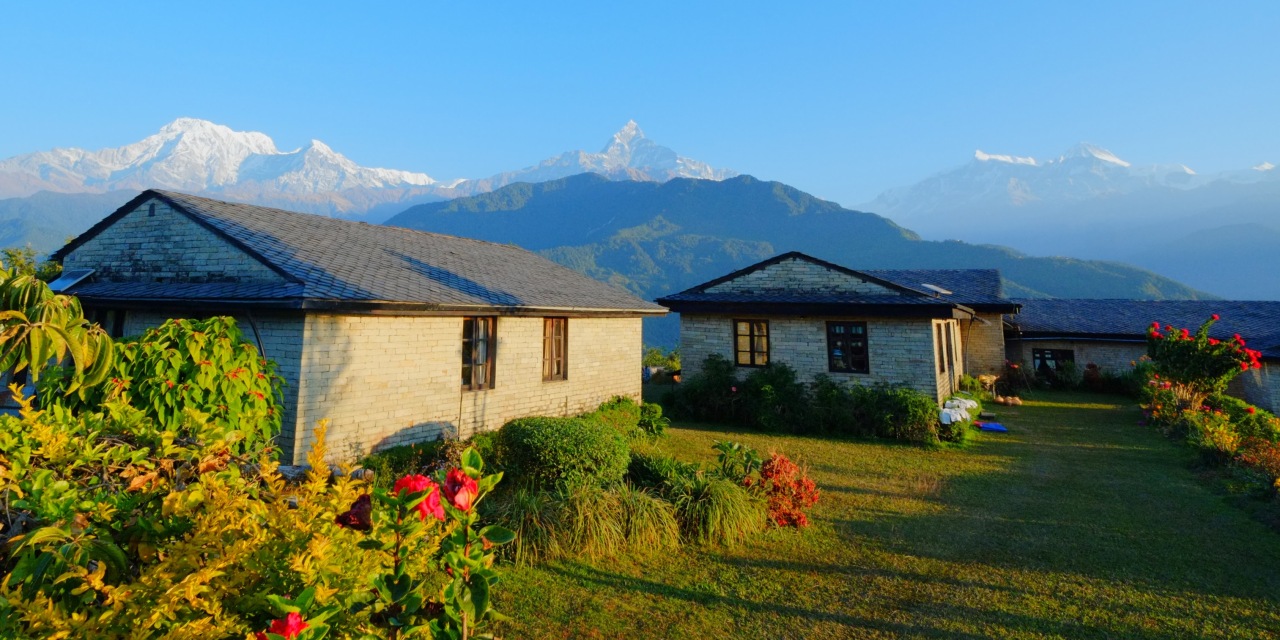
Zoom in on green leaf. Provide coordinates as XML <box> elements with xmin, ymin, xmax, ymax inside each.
<box><xmin>479</xmin><ymin>525</ymin><xmax>515</xmax><ymax>545</ymax></box>
<box><xmin>461</xmin><ymin>447</ymin><xmax>483</xmax><ymax>475</ymax></box>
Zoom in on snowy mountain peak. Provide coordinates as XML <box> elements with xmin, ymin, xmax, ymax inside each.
<box><xmin>1058</xmin><ymin>143</ymin><xmax>1131</xmax><ymax>167</ymax></box>
<box><xmin>974</xmin><ymin>150</ymin><xmax>1038</xmax><ymax>166</ymax></box>
<box><xmin>1254</xmin><ymin>161</ymin><xmax>1276</xmax><ymax>172</ymax></box>
<box><xmin>602</xmin><ymin>120</ymin><xmax>646</xmax><ymax>154</ymax></box>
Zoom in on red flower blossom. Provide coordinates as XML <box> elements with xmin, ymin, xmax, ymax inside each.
<box><xmin>1180</xmin><ymin>328</ymin><xmax>1191</xmax><ymax>340</ymax></box>
<box><xmin>1247</xmin><ymin>406</ymin><xmax>1257</xmax><ymax>414</ymax></box>
<box><xmin>1211</xmin><ymin>314</ymin><xmax>1220</xmax><ymax>321</ymax></box>
<box><xmin>731</xmin><ymin>386</ymin><xmax>737</xmax><ymax>393</ymax></box>
<box><xmin>335</xmin><ymin>494</ymin><xmax>373</xmax><ymax>531</ymax></box>
<box><xmin>1209</xmin><ymin>338</ymin><xmax>1220</xmax><ymax>346</ymax></box>
<box><xmin>394</xmin><ymin>474</ymin><xmax>445</xmax><ymax>521</ymax></box>
<box><xmin>444</xmin><ymin>468</ymin><xmax>479</xmax><ymax>512</ymax></box>
<box><xmin>256</xmin><ymin>612</ymin><xmax>309</xmax><ymax>640</ymax></box>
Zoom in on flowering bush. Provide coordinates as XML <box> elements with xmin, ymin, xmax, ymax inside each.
<box><xmin>759</xmin><ymin>453</ymin><xmax>821</xmax><ymax>528</ymax></box>
<box><xmin>1146</xmin><ymin>315</ymin><xmax>1261</xmax><ymax>411</ymax></box>
<box><xmin>1236</xmin><ymin>439</ymin><xmax>1280</xmax><ymax>494</ymax></box>
<box><xmin>1181</xmin><ymin>408</ymin><xmax>1243</xmax><ymax>463</ymax></box>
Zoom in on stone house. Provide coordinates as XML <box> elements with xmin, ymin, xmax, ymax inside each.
<box><xmin>1006</xmin><ymin>299</ymin><xmax>1280</xmax><ymax>411</ymax></box>
<box><xmin>656</xmin><ymin>252</ymin><xmax>1020</xmax><ymax>402</ymax></box>
<box><xmin>51</xmin><ymin>189</ymin><xmax>666</xmax><ymax>463</ymax></box>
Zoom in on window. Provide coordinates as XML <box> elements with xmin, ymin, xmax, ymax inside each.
<box><xmin>936</xmin><ymin>324</ymin><xmax>947</xmax><ymax>374</ymax></box>
<box><xmin>88</xmin><ymin>308</ymin><xmax>126</xmax><ymax>338</ymax></box>
<box><xmin>462</xmin><ymin>317</ymin><xmax>496</xmax><ymax>390</ymax></box>
<box><xmin>1032</xmin><ymin>348</ymin><xmax>1074</xmax><ymax>375</ymax></box>
<box><xmin>945</xmin><ymin>323</ymin><xmax>955</xmax><ymax>373</ymax></box>
<box><xmin>734</xmin><ymin>320</ymin><xmax>769</xmax><ymax>367</ymax></box>
<box><xmin>543</xmin><ymin>317</ymin><xmax>567</xmax><ymax>381</ymax></box>
<box><xmin>827</xmin><ymin>321</ymin><xmax>869</xmax><ymax>374</ymax></box>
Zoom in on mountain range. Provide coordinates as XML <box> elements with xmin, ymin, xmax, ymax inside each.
<box><xmin>861</xmin><ymin>145</ymin><xmax>1280</xmax><ymax>299</ymax></box>
<box><xmin>0</xmin><ymin>117</ymin><xmax>1273</xmax><ymax>315</ymax></box>
<box><xmin>0</xmin><ymin>118</ymin><xmax>732</xmax><ymax>222</ymax></box>
<box><xmin>385</xmin><ymin>173</ymin><xmax>1213</xmax><ymax>345</ymax></box>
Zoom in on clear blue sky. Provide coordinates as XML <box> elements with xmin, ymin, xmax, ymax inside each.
<box><xmin>3</xmin><ymin>1</ymin><xmax>1276</xmax><ymax>205</ymax></box>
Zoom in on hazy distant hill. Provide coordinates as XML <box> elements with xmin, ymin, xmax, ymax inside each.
<box><xmin>0</xmin><ymin>190</ymin><xmax>138</xmax><ymax>250</ymax></box>
<box><xmin>387</xmin><ymin>174</ymin><xmax>1214</xmax><ymax>344</ymax></box>
<box><xmin>861</xmin><ymin>144</ymin><xmax>1280</xmax><ymax>299</ymax></box>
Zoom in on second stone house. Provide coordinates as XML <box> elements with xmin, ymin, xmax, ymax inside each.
<box><xmin>656</xmin><ymin>252</ymin><xmax>1020</xmax><ymax>401</ymax></box>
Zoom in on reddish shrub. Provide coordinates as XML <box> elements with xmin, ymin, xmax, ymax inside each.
<box><xmin>760</xmin><ymin>453</ymin><xmax>820</xmax><ymax>528</ymax></box>
<box><xmin>1237</xmin><ymin>438</ymin><xmax>1280</xmax><ymax>492</ymax></box>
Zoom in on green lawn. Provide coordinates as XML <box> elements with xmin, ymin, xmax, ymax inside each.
<box><xmin>492</xmin><ymin>392</ymin><xmax>1280</xmax><ymax>639</ymax></box>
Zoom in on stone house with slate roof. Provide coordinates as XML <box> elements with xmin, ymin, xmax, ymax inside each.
<box><xmin>1006</xmin><ymin>299</ymin><xmax>1280</xmax><ymax>412</ymax></box>
<box><xmin>51</xmin><ymin>189</ymin><xmax>666</xmax><ymax>464</ymax></box>
<box><xmin>656</xmin><ymin>252</ymin><xmax>1020</xmax><ymax>402</ymax></box>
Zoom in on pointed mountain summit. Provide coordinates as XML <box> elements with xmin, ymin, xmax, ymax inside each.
<box><xmin>456</xmin><ymin>120</ymin><xmax>735</xmax><ymax>193</ymax></box>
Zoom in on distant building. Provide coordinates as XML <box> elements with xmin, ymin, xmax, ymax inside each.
<box><xmin>1007</xmin><ymin>299</ymin><xmax>1280</xmax><ymax>411</ymax></box>
<box><xmin>53</xmin><ymin>190</ymin><xmax>666</xmax><ymax>463</ymax></box>
<box><xmin>656</xmin><ymin>252</ymin><xmax>1020</xmax><ymax>402</ymax></box>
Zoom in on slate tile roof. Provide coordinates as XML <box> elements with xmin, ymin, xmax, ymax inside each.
<box><xmin>657</xmin><ymin>252</ymin><xmax>1018</xmax><ymax>314</ymax></box>
<box><xmin>58</xmin><ymin>190</ymin><xmax>666</xmax><ymax>314</ymax></box>
<box><xmin>1010</xmin><ymin>299</ymin><xmax>1280</xmax><ymax>358</ymax></box>
<box><xmin>863</xmin><ymin>269</ymin><xmax>1009</xmax><ymax>307</ymax></box>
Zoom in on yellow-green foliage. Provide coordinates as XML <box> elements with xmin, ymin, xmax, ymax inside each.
<box><xmin>0</xmin><ymin>416</ymin><xmax>417</xmax><ymax>638</ymax></box>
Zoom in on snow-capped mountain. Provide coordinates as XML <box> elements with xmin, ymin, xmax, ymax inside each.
<box><xmin>457</xmin><ymin>120</ymin><xmax>735</xmax><ymax>193</ymax></box>
<box><xmin>859</xmin><ymin>143</ymin><xmax>1280</xmax><ymax>299</ymax></box>
<box><xmin>0</xmin><ymin>118</ymin><xmax>438</xmax><ymax>201</ymax></box>
<box><xmin>861</xmin><ymin>143</ymin><xmax>1235</xmax><ymax>225</ymax></box>
<box><xmin>0</xmin><ymin>118</ymin><xmax>733</xmax><ymax>219</ymax></box>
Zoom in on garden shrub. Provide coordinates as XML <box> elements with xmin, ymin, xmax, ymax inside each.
<box><xmin>666</xmin><ymin>354</ymin><xmax>738</xmax><ymax>422</ymax></box>
<box><xmin>637</xmin><ymin>402</ymin><xmax>670</xmax><ymax>437</ymax></box>
<box><xmin>626</xmin><ymin>449</ymin><xmax>699</xmax><ymax>490</ymax></box>
<box><xmin>496</xmin><ymin>416</ymin><xmax>629</xmax><ymax>489</ymax></box>
<box><xmin>360</xmin><ymin>439</ymin><xmax>444</xmax><ymax>489</ymax></box>
<box><xmin>665</xmin><ymin>473</ymin><xmax>765</xmax><ymax>546</ymax></box>
<box><xmin>809</xmin><ymin>374</ymin><xmax>858</xmax><ymax>435</ymax></box>
<box><xmin>759</xmin><ymin>453</ymin><xmax>821</xmax><ymax>528</ymax></box>
<box><xmin>1205</xmin><ymin>394</ymin><xmax>1280</xmax><ymax>442</ymax></box>
<box><xmin>1180</xmin><ymin>408</ymin><xmax>1243</xmax><ymax>464</ymax></box>
<box><xmin>40</xmin><ymin>316</ymin><xmax>284</xmax><ymax>457</ymax></box>
<box><xmin>615</xmin><ymin>482</ymin><xmax>680</xmax><ymax>552</ymax></box>
<box><xmin>879</xmin><ymin>386</ymin><xmax>942</xmax><ymax>444</ymax></box>
<box><xmin>583</xmin><ymin>395</ymin><xmax>643</xmax><ymax>439</ymax></box>
<box><xmin>737</xmin><ymin>363</ymin><xmax>810</xmax><ymax>431</ymax></box>
<box><xmin>713</xmin><ymin>440</ymin><xmax>763</xmax><ymax>484</ymax></box>
<box><xmin>1147</xmin><ymin>315</ymin><xmax>1262</xmax><ymax>411</ymax></box>
<box><xmin>1236</xmin><ymin>439</ymin><xmax>1280</xmax><ymax>494</ymax></box>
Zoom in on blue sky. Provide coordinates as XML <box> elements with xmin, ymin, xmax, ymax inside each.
<box><xmin>3</xmin><ymin>1</ymin><xmax>1276</xmax><ymax>205</ymax></box>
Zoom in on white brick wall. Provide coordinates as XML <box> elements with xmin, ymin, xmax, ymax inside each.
<box><xmin>292</xmin><ymin>314</ymin><xmax>643</xmax><ymax>463</ymax></box>
<box><xmin>119</xmin><ymin>310</ymin><xmax>643</xmax><ymax>464</ymax></box>
<box><xmin>680</xmin><ymin>313</ymin><xmax>949</xmax><ymax>400</ymax></box>
<box><xmin>705</xmin><ymin>257</ymin><xmax>899</xmax><ymax>296</ymax></box>
<box><xmin>64</xmin><ymin>198</ymin><xmax>284</xmax><ymax>284</ymax></box>
<box><xmin>963</xmin><ymin>312</ymin><xmax>1007</xmax><ymax>375</ymax></box>
<box><xmin>1011</xmin><ymin>340</ymin><xmax>1145</xmax><ymax>377</ymax></box>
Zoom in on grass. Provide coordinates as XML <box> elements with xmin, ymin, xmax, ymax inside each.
<box><xmin>491</xmin><ymin>391</ymin><xmax>1280</xmax><ymax>639</ymax></box>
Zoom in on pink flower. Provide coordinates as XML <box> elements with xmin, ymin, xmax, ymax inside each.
<box><xmin>444</xmin><ymin>468</ymin><xmax>479</xmax><ymax>512</ymax></box>
<box><xmin>731</xmin><ymin>386</ymin><xmax>737</xmax><ymax>393</ymax></box>
<box><xmin>394</xmin><ymin>474</ymin><xmax>445</xmax><ymax>522</ymax></box>
<box><xmin>257</xmin><ymin>612</ymin><xmax>309</xmax><ymax>640</ymax></box>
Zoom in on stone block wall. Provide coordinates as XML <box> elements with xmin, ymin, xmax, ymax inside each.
<box><xmin>1010</xmin><ymin>340</ymin><xmax>1145</xmax><ymax>377</ymax></box>
<box><xmin>292</xmin><ymin>314</ymin><xmax>643</xmax><ymax>464</ymax></box>
<box><xmin>1235</xmin><ymin>363</ymin><xmax>1280</xmax><ymax>413</ymax></box>
<box><xmin>63</xmin><ymin>197</ymin><xmax>283</xmax><ymax>284</ymax></box>
<box><xmin>680</xmin><ymin>313</ymin><xmax>946</xmax><ymax>400</ymax></box>
<box><xmin>963</xmin><ymin>313</ymin><xmax>1007</xmax><ymax>375</ymax></box>
<box><xmin>705</xmin><ymin>257</ymin><xmax>898</xmax><ymax>296</ymax></box>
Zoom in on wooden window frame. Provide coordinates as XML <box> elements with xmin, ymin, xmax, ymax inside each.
<box><xmin>944</xmin><ymin>322</ymin><xmax>956</xmax><ymax>374</ymax></box>
<box><xmin>1032</xmin><ymin>348</ymin><xmax>1075</xmax><ymax>373</ymax></box>
<box><xmin>826</xmin><ymin>321</ymin><xmax>870</xmax><ymax>374</ymax></box>
<box><xmin>543</xmin><ymin>317</ymin><xmax>568</xmax><ymax>382</ymax></box>
<box><xmin>462</xmin><ymin>316</ymin><xmax>496</xmax><ymax>390</ymax></box>
<box><xmin>733</xmin><ymin>319</ymin><xmax>770</xmax><ymax>368</ymax></box>
<box><xmin>936</xmin><ymin>324</ymin><xmax>947</xmax><ymax>374</ymax></box>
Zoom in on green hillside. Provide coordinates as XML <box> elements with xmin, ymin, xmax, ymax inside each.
<box><xmin>387</xmin><ymin>173</ymin><xmax>1214</xmax><ymax>302</ymax></box>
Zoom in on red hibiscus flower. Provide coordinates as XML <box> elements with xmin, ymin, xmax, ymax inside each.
<box><xmin>444</xmin><ymin>468</ymin><xmax>479</xmax><ymax>512</ymax></box>
<box><xmin>1247</xmin><ymin>406</ymin><xmax>1257</xmax><ymax>414</ymax></box>
<box><xmin>1211</xmin><ymin>314</ymin><xmax>1220</xmax><ymax>321</ymax></box>
<box><xmin>394</xmin><ymin>474</ymin><xmax>445</xmax><ymax>522</ymax></box>
<box><xmin>256</xmin><ymin>612</ymin><xmax>309</xmax><ymax>640</ymax></box>
<box><xmin>335</xmin><ymin>494</ymin><xmax>373</xmax><ymax>531</ymax></box>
